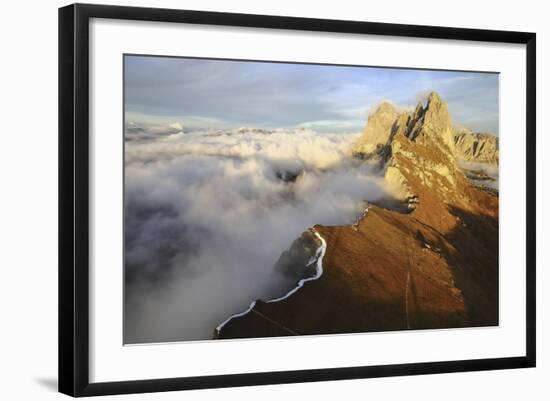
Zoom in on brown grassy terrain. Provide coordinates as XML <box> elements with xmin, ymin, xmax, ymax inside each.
<box><xmin>217</xmin><ymin>93</ymin><xmax>499</xmax><ymax>340</ymax></box>
<box><xmin>218</xmin><ymin>194</ymin><xmax>498</xmax><ymax>339</ymax></box>
<box><xmin>218</xmin><ymin>154</ymin><xmax>498</xmax><ymax>339</ymax></box>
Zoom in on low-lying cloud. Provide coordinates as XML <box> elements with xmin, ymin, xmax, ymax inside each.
<box><xmin>124</xmin><ymin>127</ymin><xmax>398</xmax><ymax>343</ymax></box>
<box><xmin>458</xmin><ymin>161</ymin><xmax>499</xmax><ymax>190</ymax></box>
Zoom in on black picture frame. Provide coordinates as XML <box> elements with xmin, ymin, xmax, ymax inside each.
<box><xmin>58</xmin><ymin>3</ymin><xmax>536</xmax><ymax>397</ymax></box>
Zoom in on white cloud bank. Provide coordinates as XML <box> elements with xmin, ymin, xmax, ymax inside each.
<box><xmin>124</xmin><ymin>127</ymin><xmax>399</xmax><ymax>343</ymax></box>
<box><xmin>458</xmin><ymin>160</ymin><xmax>499</xmax><ymax>190</ymax></box>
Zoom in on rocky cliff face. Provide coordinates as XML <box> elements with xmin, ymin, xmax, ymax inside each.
<box><xmin>353</xmin><ymin>101</ymin><xmax>400</xmax><ymax>156</ymax></box>
<box><xmin>215</xmin><ymin>92</ymin><xmax>499</xmax><ymax>339</ymax></box>
<box><xmin>454</xmin><ymin>129</ymin><xmax>499</xmax><ymax>164</ymax></box>
<box><xmin>273</xmin><ymin>230</ymin><xmax>323</xmax><ymax>281</ymax></box>
<box><xmin>353</xmin><ymin>92</ymin><xmax>455</xmax><ymax>159</ymax></box>
<box><xmin>381</xmin><ymin>92</ymin><xmax>463</xmax><ymax>210</ymax></box>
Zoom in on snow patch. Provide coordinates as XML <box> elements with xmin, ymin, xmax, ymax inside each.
<box><xmin>213</xmin><ymin>229</ymin><xmax>327</xmax><ymax>337</ymax></box>
<box><xmin>266</xmin><ymin>230</ymin><xmax>327</xmax><ymax>303</ymax></box>
<box><xmin>215</xmin><ymin>301</ymin><xmax>257</xmax><ymax>336</ymax></box>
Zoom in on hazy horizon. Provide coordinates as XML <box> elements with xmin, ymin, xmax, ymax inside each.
<box><xmin>123</xmin><ymin>55</ymin><xmax>500</xmax><ymax>343</ymax></box>
<box><xmin>124</xmin><ymin>55</ymin><xmax>499</xmax><ymax>135</ymax></box>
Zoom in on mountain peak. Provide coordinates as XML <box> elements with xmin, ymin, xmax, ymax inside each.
<box><xmin>351</xmin><ymin>91</ymin><xmax>470</xmax><ymax>212</ymax></box>
<box><xmin>415</xmin><ymin>91</ymin><xmax>455</xmax><ymax>152</ymax></box>
<box><xmin>353</xmin><ymin>91</ymin><xmax>454</xmax><ymax>159</ymax></box>
<box><xmin>353</xmin><ymin>101</ymin><xmax>400</xmax><ymax>155</ymax></box>
<box><xmin>216</xmin><ymin>90</ymin><xmax>500</xmax><ymax>342</ymax></box>
<box><xmin>374</xmin><ymin>101</ymin><xmax>398</xmax><ymax>115</ymax></box>
<box><xmin>427</xmin><ymin>91</ymin><xmax>442</xmax><ymax>106</ymax></box>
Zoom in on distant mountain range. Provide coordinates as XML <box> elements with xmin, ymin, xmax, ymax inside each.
<box><xmin>454</xmin><ymin>129</ymin><xmax>499</xmax><ymax>164</ymax></box>
<box><xmin>215</xmin><ymin>92</ymin><xmax>499</xmax><ymax>339</ymax></box>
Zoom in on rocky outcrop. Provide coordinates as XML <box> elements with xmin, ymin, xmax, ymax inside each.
<box><xmin>273</xmin><ymin>230</ymin><xmax>323</xmax><ymax>281</ymax></box>
<box><xmin>353</xmin><ymin>92</ymin><xmax>456</xmax><ymax>161</ymax></box>
<box><xmin>353</xmin><ymin>102</ymin><xmax>400</xmax><ymax>156</ymax></box>
<box><xmin>215</xmin><ymin>91</ymin><xmax>499</xmax><ymax>340</ymax></box>
<box><xmin>454</xmin><ymin>129</ymin><xmax>499</xmax><ymax>164</ymax></box>
<box><xmin>373</xmin><ymin>92</ymin><xmax>464</xmax><ymax>212</ymax></box>
<box><xmin>413</xmin><ymin>92</ymin><xmax>455</xmax><ymax>153</ymax></box>
<box><xmin>354</xmin><ymin>92</ymin><xmax>498</xmax><ymax>203</ymax></box>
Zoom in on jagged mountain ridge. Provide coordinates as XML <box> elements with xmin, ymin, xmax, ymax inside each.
<box><xmin>353</xmin><ymin>101</ymin><xmax>400</xmax><ymax>155</ymax></box>
<box><xmin>353</xmin><ymin>93</ymin><xmax>498</xmax><ymax>166</ymax></box>
<box><xmin>353</xmin><ymin>92</ymin><xmax>455</xmax><ymax>158</ymax></box>
<box><xmin>454</xmin><ymin>128</ymin><xmax>499</xmax><ymax>164</ymax></box>
<box><xmin>215</xmin><ymin>91</ymin><xmax>499</xmax><ymax>339</ymax></box>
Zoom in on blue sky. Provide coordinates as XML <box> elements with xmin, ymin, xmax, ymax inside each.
<box><xmin>124</xmin><ymin>55</ymin><xmax>499</xmax><ymax>134</ymax></box>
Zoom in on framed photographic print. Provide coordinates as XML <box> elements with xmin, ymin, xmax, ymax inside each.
<box><xmin>58</xmin><ymin>3</ymin><xmax>536</xmax><ymax>397</ymax></box>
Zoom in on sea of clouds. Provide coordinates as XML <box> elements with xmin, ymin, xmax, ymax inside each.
<box><xmin>458</xmin><ymin>160</ymin><xmax>499</xmax><ymax>190</ymax></box>
<box><xmin>124</xmin><ymin>125</ymin><xmax>399</xmax><ymax>343</ymax></box>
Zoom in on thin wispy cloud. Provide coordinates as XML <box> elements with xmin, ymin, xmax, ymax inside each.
<box><xmin>125</xmin><ymin>56</ymin><xmax>499</xmax><ymax>134</ymax></box>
